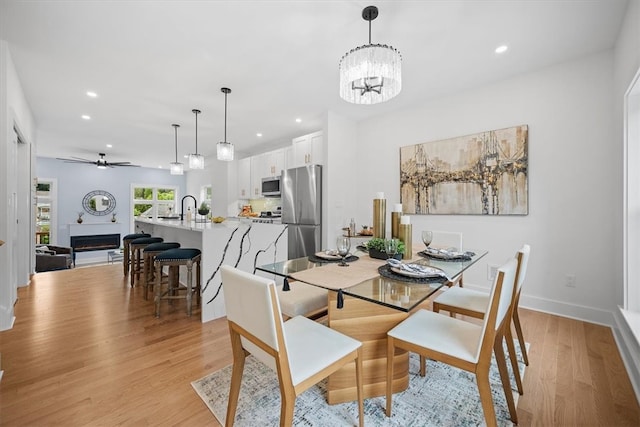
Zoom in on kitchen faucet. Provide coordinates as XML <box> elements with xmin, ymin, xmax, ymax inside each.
<box><xmin>180</xmin><ymin>195</ymin><xmax>198</xmax><ymax>221</ymax></box>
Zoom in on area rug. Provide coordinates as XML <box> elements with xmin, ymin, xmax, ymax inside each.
<box><xmin>192</xmin><ymin>344</ymin><xmax>526</xmax><ymax>427</ymax></box>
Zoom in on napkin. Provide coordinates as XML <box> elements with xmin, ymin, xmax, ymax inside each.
<box><xmin>423</xmin><ymin>247</ymin><xmax>474</xmax><ymax>260</ymax></box>
<box><xmin>387</xmin><ymin>259</ymin><xmax>449</xmax><ymax>278</ymax></box>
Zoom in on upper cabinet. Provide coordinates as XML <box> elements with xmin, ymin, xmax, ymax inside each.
<box><xmin>292</xmin><ymin>131</ymin><xmax>323</xmax><ymax>167</ymax></box>
<box><xmin>263</xmin><ymin>148</ymin><xmax>285</xmax><ymax>177</ymax></box>
<box><xmin>237</xmin><ymin>157</ymin><xmax>251</xmax><ymax>199</ymax></box>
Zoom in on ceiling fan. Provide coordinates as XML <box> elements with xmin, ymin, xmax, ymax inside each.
<box><xmin>56</xmin><ymin>153</ymin><xmax>140</xmax><ymax>169</ymax></box>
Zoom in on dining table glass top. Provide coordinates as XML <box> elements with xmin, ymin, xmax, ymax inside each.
<box><xmin>256</xmin><ymin>248</ymin><xmax>487</xmax><ymax>312</ymax></box>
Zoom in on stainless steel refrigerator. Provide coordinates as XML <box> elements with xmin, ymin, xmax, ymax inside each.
<box><xmin>281</xmin><ymin>165</ymin><xmax>322</xmax><ymax>259</ymax></box>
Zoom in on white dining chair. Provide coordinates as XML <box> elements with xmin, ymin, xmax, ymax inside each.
<box><xmin>385</xmin><ymin>257</ymin><xmax>519</xmax><ymax>427</ymax></box>
<box><xmin>433</xmin><ymin>244</ymin><xmax>531</xmax><ymax>394</ymax></box>
<box><xmin>221</xmin><ymin>265</ymin><xmax>364</xmax><ymax>427</ymax></box>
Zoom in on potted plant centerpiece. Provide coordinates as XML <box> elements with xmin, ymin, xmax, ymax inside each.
<box><xmin>365</xmin><ymin>238</ymin><xmax>404</xmax><ymax>260</ymax></box>
<box><xmin>197</xmin><ymin>202</ymin><xmax>210</xmax><ymax>217</ymax></box>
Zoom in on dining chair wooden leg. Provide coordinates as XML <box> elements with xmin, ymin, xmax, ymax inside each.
<box><xmin>355</xmin><ymin>347</ymin><xmax>364</xmax><ymax>427</ymax></box>
<box><xmin>504</xmin><ymin>327</ymin><xmax>524</xmax><ymax>395</ymax></box>
<box><xmin>419</xmin><ymin>355</ymin><xmax>426</xmax><ymax>377</ymax></box>
<box><xmin>494</xmin><ymin>336</ymin><xmax>518</xmax><ymax>424</ymax></box>
<box><xmin>280</xmin><ymin>387</ymin><xmax>295</xmax><ymax>427</ymax></box>
<box><xmin>476</xmin><ymin>368</ymin><xmax>499</xmax><ymax>427</ymax></box>
<box><xmin>513</xmin><ymin>307</ymin><xmax>529</xmax><ymax>366</ymax></box>
<box><xmin>225</xmin><ymin>329</ymin><xmax>246</xmax><ymax>427</ymax></box>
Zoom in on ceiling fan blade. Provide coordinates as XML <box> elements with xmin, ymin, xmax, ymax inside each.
<box><xmin>113</xmin><ymin>163</ymin><xmax>141</xmax><ymax>167</ymax></box>
<box><xmin>55</xmin><ymin>157</ymin><xmax>94</xmax><ymax>164</ymax></box>
<box><xmin>108</xmin><ymin>161</ymin><xmax>132</xmax><ymax>165</ymax></box>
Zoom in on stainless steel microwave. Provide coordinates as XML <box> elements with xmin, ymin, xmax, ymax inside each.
<box><xmin>261</xmin><ymin>176</ymin><xmax>281</xmax><ymax>197</ymax></box>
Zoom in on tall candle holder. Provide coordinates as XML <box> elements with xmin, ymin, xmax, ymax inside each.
<box><xmin>373</xmin><ymin>193</ymin><xmax>386</xmax><ymax>239</ymax></box>
<box><xmin>391</xmin><ymin>203</ymin><xmax>403</xmax><ymax>239</ymax></box>
<box><xmin>398</xmin><ymin>216</ymin><xmax>412</xmax><ymax>260</ymax></box>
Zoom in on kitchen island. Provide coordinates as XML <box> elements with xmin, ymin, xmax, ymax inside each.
<box><xmin>135</xmin><ymin>217</ymin><xmax>288</xmax><ymax>322</ymax></box>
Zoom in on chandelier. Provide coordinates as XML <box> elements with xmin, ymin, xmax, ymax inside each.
<box><xmin>339</xmin><ymin>5</ymin><xmax>402</xmax><ymax>104</ymax></box>
<box><xmin>217</xmin><ymin>87</ymin><xmax>234</xmax><ymax>161</ymax></box>
<box><xmin>188</xmin><ymin>109</ymin><xmax>204</xmax><ymax>169</ymax></box>
<box><xmin>169</xmin><ymin>123</ymin><xmax>183</xmax><ymax>175</ymax></box>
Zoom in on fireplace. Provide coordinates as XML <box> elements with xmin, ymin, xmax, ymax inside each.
<box><xmin>70</xmin><ymin>233</ymin><xmax>121</xmax><ymax>265</ymax></box>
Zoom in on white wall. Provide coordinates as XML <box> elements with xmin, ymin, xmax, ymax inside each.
<box><xmin>0</xmin><ymin>41</ymin><xmax>36</xmax><ymax>330</ymax></box>
<box><xmin>351</xmin><ymin>50</ymin><xmax>617</xmax><ymax>326</ymax></box>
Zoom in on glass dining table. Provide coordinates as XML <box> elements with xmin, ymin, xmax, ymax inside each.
<box><xmin>256</xmin><ymin>247</ymin><xmax>488</xmax><ymax>404</ymax></box>
<box><xmin>256</xmin><ymin>248</ymin><xmax>487</xmax><ymax>312</ymax></box>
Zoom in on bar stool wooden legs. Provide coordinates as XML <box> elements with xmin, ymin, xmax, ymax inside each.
<box><xmin>122</xmin><ymin>233</ymin><xmax>150</xmax><ymax>276</ymax></box>
<box><xmin>129</xmin><ymin>237</ymin><xmax>163</xmax><ymax>287</ymax></box>
<box><xmin>154</xmin><ymin>248</ymin><xmax>202</xmax><ymax>317</ymax></box>
<box><xmin>142</xmin><ymin>242</ymin><xmax>181</xmax><ymax>300</ymax></box>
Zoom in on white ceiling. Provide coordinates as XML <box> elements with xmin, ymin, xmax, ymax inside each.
<box><xmin>0</xmin><ymin>0</ymin><xmax>629</xmax><ymax>169</ymax></box>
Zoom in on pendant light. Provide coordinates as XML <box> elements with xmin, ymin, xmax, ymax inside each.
<box><xmin>339</xmin><ymin>5</ymin><xmax>402</xmax><ymax>104</ymax></box>
<box><xmin>216</xmin><ymin>87</ymin><xmax>234</xmax><ymax>161</ymax></box>
<box><xmin>170</xmin><ymin>123</ymin><xmax>184</xmax><ymax>175</ymax></box>
<box><xmin>188</xmin><ymin>109</ymin><xmax>204</xmax><ymax>169</ymax></box>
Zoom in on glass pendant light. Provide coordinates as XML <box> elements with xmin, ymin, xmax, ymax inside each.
<box><xmin>216</xmin><ymin>87</ymin><xmax>234</xmax><ymax>161</ymax></box>
<box><xmin>170</xmin><ymin>123</ymin><xmax>184</xmax><ymax>175</ymax></box>
<box><xmin>339</xmin><ymin>5</ymin><xmax>402</xmax><ymax>104</ymax></box>
<box><xmin>188</xmin><ymin>109</ymin><xmax>204</xmax><ymax>169</ymax></box>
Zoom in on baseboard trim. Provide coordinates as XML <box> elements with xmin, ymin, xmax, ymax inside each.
<box><xmin>613</xmin><ymin>307</ymin><xmax>640</xmax><ymax>406</ymax></box>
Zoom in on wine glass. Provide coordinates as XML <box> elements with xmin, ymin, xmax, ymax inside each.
<box><xmin>336</xmin><ymin>236</ymin><xmax>351</xmax><ymax>267</ymax></box>
<box><xmin>421</xmin><ymin>231</ymin><xmax>433</xmax><ymax>249</ymax></box>
<box><xmin>385</xmin><ymin>238</ymin><xmax>398</xmax><ymax>260</ymax></box>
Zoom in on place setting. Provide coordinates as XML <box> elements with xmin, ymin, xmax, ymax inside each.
<box><xmin>309</xmin><ymin>236</ymin><xmax>359</xmax><ymax>265</ymax></box>
<box><xmin>375</xmin><ymin>238</ymin><xmax>450</xmax><ymax>284</ymax></box>
<box><xmin>417</xmin><ymin>230</ymin><xmax>475</xmax><ymax>261</ymax></box>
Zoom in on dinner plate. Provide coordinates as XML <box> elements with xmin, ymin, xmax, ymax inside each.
<box><xmin>390</xmin><ymin>265</ymin><xmax>444</xmax><ymax>278</ymax></box>
<box><xmin>315</xmin><ymin>251</ymin><xmax>342</xmax><ymax>260</ymax></box>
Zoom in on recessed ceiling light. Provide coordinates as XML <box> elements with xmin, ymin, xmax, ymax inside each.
<box><xmin>86</xmin><ymin>91</ymin><xmax>98</xmax><ymax>98</ymax></box>
<box><xmin>495</xmin><ymin>45</ymin><xmax>508</xmax><ymax>54</ymax></box>
<box><xmin>256</xmin><ymin>133</ymin><xmax>262</xmax><ymax>137</ymax></box>
<box><xmin>295</xmin><ymin>118</ymin><xmax>302</xmax><ymax>123</ymax></box>
<box><xmin>81</xmin><ymin>115</ymin><xmax>91</xmax><ymax>120</ymax></box>
<box><xmin>106</xmin><ymin>144</ymin><xmax>112</xmax><ymax>148</ymax></box>
<box><xmin>158</xmin><ymin>165</ymin><xmax>163</xmax><ymax>169</ymax></box>
<box><xmin>184</xmin><ymin>155</ymin><xmax>189</xmax><ymax>159</ymax></box>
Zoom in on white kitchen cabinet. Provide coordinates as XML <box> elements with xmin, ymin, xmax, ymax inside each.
<box><xmin>263</xmin><ymin>148</ymin><xmax>285</xmax><ymax>177</ymax></box>
<box><xmin>237</xmin><ymin>157</ymin><xmax>251</xmax><ymax>199</ymax></box>
<box><xmin>284</xmin><ymin>145</ymin><xmax>295</xmax><ymax>170</ymax></box>
<box><xmin>292</xmin><ymin>130</ymin><xmax>323</xmax><ymax>167</ymax></box>
<box><xmin>250</xmin><ymin>153</ymin><xmax>266</xmax><ymax>198</ymax></box>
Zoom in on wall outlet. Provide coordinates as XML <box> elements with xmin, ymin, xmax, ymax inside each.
<box><xmin>565</xmin><ymin>274</ymin><xmax>576</xmax><ymax>287</ymax></box>
<box><xmin>487</xmin><ymin>264</ymin><xmax>499</xmax><ymax>281</ymax></box>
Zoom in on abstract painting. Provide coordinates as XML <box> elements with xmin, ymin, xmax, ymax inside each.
<box><xmin>400</xmin><ymin>125</ymin><xmax>528</xmax><ymax>215</ymax></box>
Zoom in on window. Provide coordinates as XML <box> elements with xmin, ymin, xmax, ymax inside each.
<box><xmin>201</xmin><ymin>185</ymin><xmax>212</xmax><ymax>210</ymax></box>
<box><xmin>131</xmin><ymin>185</ymin><xmax>178</xmax><ymax>220</ymax></box>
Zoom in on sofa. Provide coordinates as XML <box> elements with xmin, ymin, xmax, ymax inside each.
<box><xmin>35</xmin><ymin>245</ymin><xmax>74</xmax><ymax>272</ymax></box>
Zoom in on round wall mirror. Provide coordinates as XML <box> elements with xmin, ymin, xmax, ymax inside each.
<box><xmin>82</xmin><ymin>190</ymin><xmax>116</xmax><ymax>216</ymax></box>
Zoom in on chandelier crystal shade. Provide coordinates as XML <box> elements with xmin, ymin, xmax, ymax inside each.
<box><xmin>339</xmin><ymin>5</ymin><xmax>402</xmax><ymax>105</ymax></box>
<box><xmin>216</xmin><ymin>87</ymin><xmax>234</xmax><ymax>161</ymax></box>
<box><xmin>188</xmin><ymin>109</ymin><xmax>204</xmax><ymax>169</ymax></box>
<box><xmin>170</xmin><ymin>123</ymin><xmax>184</xmax><ymax>175</ymax></box>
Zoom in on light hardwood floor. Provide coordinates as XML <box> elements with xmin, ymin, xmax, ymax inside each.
<box><xmin>1</xmin><ymin>264</ymin><xmax>639</xmax><ymax>426</ymax></box>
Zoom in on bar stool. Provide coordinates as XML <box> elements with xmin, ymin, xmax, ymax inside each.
<box><xmin>122</xmin><ymin>233</ymin><xmax>150</xmax><ymax>276</ymax></box>
<box><xmin>154</xmin><ymin>248</ymin><xmax>201</xmax><ymax>317</ymax></box>
<box><xmin>142</xmin><ymin>242</ymin><xmax>181</xmax><ymax>300</ymax></box>
<box><xmin>130</xmin><ymin>237</ymin><xmax>164</xmax><ymax>287</ymax></box>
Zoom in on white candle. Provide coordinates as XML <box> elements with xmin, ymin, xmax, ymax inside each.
<box><xmin>376</xmin><ymin>192</ymin><xmax>385</xmax><ymax>199</ymax></box>
<box><xmin>394</xmin><ymin>203</ymin><xmax>403</xmax><ymax>212</ymax></box>
<box><xmin>400</xmin><ymin>216</ymin><xmax>410</xmax><ymax>225</ymax></box>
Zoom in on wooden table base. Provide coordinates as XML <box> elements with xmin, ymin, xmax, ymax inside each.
<box><xmin>327</xmin><ymin>292</ymin><xmax>410</xmax><ymax>404</ymax></box>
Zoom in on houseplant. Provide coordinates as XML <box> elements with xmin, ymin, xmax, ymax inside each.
<box><xmin>197</xmin><ymin>202</ymin><xmax>210</xmax><ymax>217</ymax></box>
<box><xmin>365</xmin><ymin>238</ymin><xmax>404</xmax><ymax>260</ymax></box>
